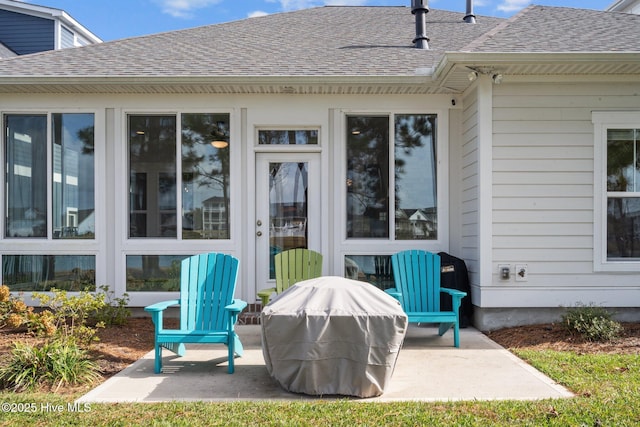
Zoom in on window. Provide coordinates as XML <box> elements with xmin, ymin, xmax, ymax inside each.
<box><xmin>344</xmin><ymin>254</ymin><xmax>395</xmax><ymax>290</ymax></box>
<box><xmin>4</xmin><ymin>113</ymin><xmax>95</xmax><ymax>239</ymax></box>
<box><xmin>2</xmin><ymin>255</ymin><xmax>95</xmax><ymax>291</ymax></box>
<box><xmin>125</xmin><ymin>255</ymin><xmax>188</xmax><ymax>291</ymax></box>
<box><xmin>593</xmin><ymin>112</ymin><xmax>640</xmax><ymax>270</ymax></box>
<box><xmin>258</xmin><ymin>130</ymin><xmax>318</xmax><ymax>145</ymax></box>
<box><xmin>346</xmin><ymin>114</ymin><xmax>437</xmax><ymax>240</ymax></box>
<box><xmin>128</xmin><ymin>113</ymin><xmax>231</xmax><ymax>240</ymax></box>
<box><xmin>606</xmin><ymin>128</ymin><xmax>640</xmax><ymax>259</ymax></box>
<box><xmin>182</xmin><ymin>114</ymin><xmax>231</xmax><ymax>239</ymax></box>
<box><xmin>52</xmin><ymin>114</ymin><xmax>95</xmax><ymax>239</ymax></box>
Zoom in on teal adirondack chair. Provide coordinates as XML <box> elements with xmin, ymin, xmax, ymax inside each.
<box><xmin>144</xmin><ymin>252</ymin><xmax>247</xmax><ymax>374</ymax></box>
<box><xmin>257</xmin><ymin>248</ymin><xmax>323</xmax><ymax>306</ymax></box>
<box><xmin>386</xmin><ymin>250</ymin><xmax>467</xmax><ymax>347</ymax></box>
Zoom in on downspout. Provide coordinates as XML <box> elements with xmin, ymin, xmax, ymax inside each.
<box><xmin>411</xmin><ymin>0</ymin><xmax>430</xmax><ymax>50</ymax></box>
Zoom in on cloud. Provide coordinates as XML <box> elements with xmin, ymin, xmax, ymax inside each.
<box><xmin>154</xmin><ymin>0</ymin><xmax>223</xmax><ymax>19</ymax></box>
<box><xmin>248</xmin><ymin>10</ymin><xmax>270</xmax><ymax>18</ymax></box>
<box><xmin>496</xmin><ymin>0</ymin><xmax>530</xmax><ymax>13</ymax></box>
<box><xmin>277</xmin><ymin>0</ymin><xmax>367</xmax><ymax>11</ymax></box>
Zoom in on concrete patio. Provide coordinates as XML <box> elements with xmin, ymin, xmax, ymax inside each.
<box><xmin>76</xmin><ymin>324</ymin><xmax>573</xmax><ymax>403</ymax></box>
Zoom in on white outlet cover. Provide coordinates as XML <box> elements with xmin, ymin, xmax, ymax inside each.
<box><xmin>515</xmin><ymin>264</ymin><xmax>528</xmax><ymax>281</ymax></box>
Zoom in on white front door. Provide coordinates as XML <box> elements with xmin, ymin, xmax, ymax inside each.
<box><xmin>255</xmin><ymin>152</ymin><xmax>320</xmax><ymax>293</ymax></box>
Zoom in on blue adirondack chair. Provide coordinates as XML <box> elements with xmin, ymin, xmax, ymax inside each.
<box><xmin>386</xmin><ymin>250</ymin><xmax>467</xmax><ymax>347</ymax></box>
<box><xmin>144</xmin><ymin>252</ymin><xmax>247</xmax><ymax>374</ymax></box>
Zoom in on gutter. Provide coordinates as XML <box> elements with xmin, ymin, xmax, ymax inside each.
<box><xmin>433</xmin><ymin>51</ymin><xmax>640</xmax><ymax>81</ymax></box>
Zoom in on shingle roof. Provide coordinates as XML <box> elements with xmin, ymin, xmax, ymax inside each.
<box><xmin>465</xmin><ymin>6</ymin><xmax>640</xmax><ymax>53</ymax></box>
<box><xmin>0</xmin><ymin>5</ymin><xmax>638</xmax><ymax>95</ymax></box>
<box><xmin>0</xmin><ymin>7</ymin><xmax>502</xmax><ymax>77</ymax></box>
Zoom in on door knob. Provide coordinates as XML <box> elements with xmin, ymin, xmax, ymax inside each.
<box><xmin>257</xmin><ymin>220</ymin><xmax>262</xmax><ymax>226</ymax></box>
<box><xmin>256</xmin><ymin>231</ymin><xmax>262</xmax><ymax>237</ymax></box>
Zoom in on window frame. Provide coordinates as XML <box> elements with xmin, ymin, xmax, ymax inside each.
<box><xmin>1</xmin><ymin>109</ymin><xmax>104</xmax><ymax>295</ymax></box>
<box><xmin>338</xmin><ymin>109</ymin><xmax>449</xmax><ymax>256</ymax></box>
<box><xmin>593</xmin><ymin>111</ymin><xmax>640</xmax><ymax>271</ymax></box>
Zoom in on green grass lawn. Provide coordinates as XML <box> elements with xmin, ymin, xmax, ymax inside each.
<box><xmin>1</xmin><ymin>350</ymin><xmax>638</xmax><ymax>426</ymax></box>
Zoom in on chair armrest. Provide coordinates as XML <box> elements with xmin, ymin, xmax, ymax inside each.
<box><xmin>257</xmin><ymin>287</ymin><xmax>276</xmax><ymax>306</ymax></box>
<box><xmin>225</xmin><ymin>299</ymin><xmax>248</xmax><ymax>314</ymax></box>
<box><xmin>144</xmin><ymin>299</ymin><xmax>180</xmax><ymax>313</ymax></box>
<box><xmin>440</xmin><ymin>288</ymin><xmax>467</xmax><ymax>299</ymax></box>
<box><xmin>440</xmin><ymin>287</ymin><xmax>466</xmax><ymax>313</ymax></box>
<box><xmin>385</xmin><ymin>288</ymin><xmax>402</xmax><ymax>301</ymax></box>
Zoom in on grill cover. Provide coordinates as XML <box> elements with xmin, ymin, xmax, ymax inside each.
<box><xmin>261</xmin><ymin>276</ymin><xmax>408</xmax><ymax>397</ymax></box>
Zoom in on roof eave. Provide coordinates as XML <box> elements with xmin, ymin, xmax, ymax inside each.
<box><xmin>434</xmin><ymin>51</ymin><xmax>640</xmax><ymax>92</ymax></box>
<box><xmin>437</xmin><ymin>51</ymin><xmax>640</xmax><ymax>77</ymax></box>
<box><xmin>0</xmin><ymin>74</ymin><xmax>442</xmax><ymax>95</ymax></box>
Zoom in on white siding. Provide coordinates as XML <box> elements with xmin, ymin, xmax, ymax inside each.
<box><xmin>490</xmin><ymin>82</ymin><xmax>640</xmax><ymax>307</ymax></box>
<box><xmin>461</xmin><ymin>87</ymin><xmax>481</xmax><ymax>288</ymax></box>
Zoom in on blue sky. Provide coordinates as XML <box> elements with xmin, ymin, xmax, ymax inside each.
<box><xmin>26</xmin><ymin>0</ymin><xmax>615</xmax><ymax>41</ymax></box>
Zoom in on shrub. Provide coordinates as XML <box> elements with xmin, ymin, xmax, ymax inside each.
<box><xmin>0</xmin><ymin>285</ymin><xmax>33</xmax><ymax>330</ymax></box>
<box><xmin>30</xmin><ymin>288</ymin><xmax>106</xmax><ymax>345</ymax></box>
<box><xmin>0</xmin><ymin>340</ymin><xmax>100</xmax><ymax>392</ymax></box>
<box><xmin>562</xmin><ymin>304</ymin><xmax>623</xmax><ymax>342</ymax></box>
<box><xmin>91</xmin><ymin>285</ymin><xmax>131</xmax><ymax>326</ymax></box>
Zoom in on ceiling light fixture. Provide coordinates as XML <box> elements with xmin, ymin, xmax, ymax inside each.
<box><xmin>211</xmin><ymin>140</ymin><xmax>229</xmax><ymax>149</ymax></box>
<box><xmin>210</xmin><ymin>121</ymin><xmax>229</xmax><ymax>149</ymax></box>
<box><xmin>492</xmin><ymin>74</ymin><xmax>503</xmax><ymax>84</ymax></box>
<box><xmin>467</xmin><ymin>71</ymin><xmax>478</xmax><ymax>82</ymax></box>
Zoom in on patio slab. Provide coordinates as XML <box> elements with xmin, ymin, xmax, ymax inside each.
<box><xmin>76</xmin><ymin>324</ymin><xmax>573</xmax><ymax>403</ymax></box>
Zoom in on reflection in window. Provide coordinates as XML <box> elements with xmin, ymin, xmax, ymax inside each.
<box><xmin>607</xmin><ymin>129</ymin><xmax>640</xmax><ymax>259</ymax></box>
<box><xmin>395</xmin><ymin>114</ymin><xmax>437</xmax><ymax>240</ymax></box>
<box><xmin>2</xmin><ymin>255</ymin><xmax>95</xmax><ymax>291</ymax></box>
<box><xmin>344</xmin><ymin>255</ymin><xmax>395</xmax><ymax>290</ymax></box>
<box><xmin>4</xmin><ymin>115</ymin><xmax>48</xmax><ymax>238</ymax></box>
<box><xmin>182</xmin><ymin>114</ymin><xmax>230</xmax><ymax>239</ymax></box>
<box><xmin>346</xmin><ymin>116</ymin><xmax>389</xmax><ymax>238</ymax></box>
<box><xmin>268</xmin><ymin>162</ymin><xmax>309</xmax><ymax>278</ymax></box>
<box><xmin>128</xmin><ymin>115</ymin><xmax>176</xmax><ymax>238</ymax></box>
<box><xmin>52</xmin><ymin>113</ymin><xmax>95</xmax><ymax>239</ymax></box>
<box><xmin>258</xmin><ymin>130</ymin><xmax>318</xmax><ymax>145</ymax></box>
<box><xmin>125</xmin><ymin>255</ymin><xmax>189</xmax><ymax>291</ymax></box>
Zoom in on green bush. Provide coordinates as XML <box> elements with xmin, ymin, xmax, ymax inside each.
<box><xmin>562</xmin><ymin>304</ymin><xmax>623</xmax><ymax>342</ymax></box>
<box><xmin>91</xmin><ymin>285</ymin><xmax>131</xmax><ymax>326</ymax></box>
<box><xmin>0</xmin><ymin>340</ymin><xmax>100</xmax><ymax>392</ymax></box>
<box><xmin>0</xmin><ymin>284</ymin><xmax>32</xmax><ymax>329</ymax></box>
<box><xmin>30</xmin><ymin>288</ymin><xmax>107</xmax><ymax>345</ymax></box>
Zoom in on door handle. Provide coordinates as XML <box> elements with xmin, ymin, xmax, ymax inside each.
<box><xmin>256</xmin><ymin>231</ymin><xmax>262</xmax><ymax>237</ymax></box>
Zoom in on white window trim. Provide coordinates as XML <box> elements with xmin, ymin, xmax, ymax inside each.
<box><xmin>337</xmin><ymin>109</ymin><xmax>449</xmax><ymax>256</ymax></box>
<box><xmin>593</xmin><ymin>111</ymin><xmax>640</xmax><ymax>272</ymax></box>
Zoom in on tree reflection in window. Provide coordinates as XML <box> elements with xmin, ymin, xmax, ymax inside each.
<box><xmin>395</xmin><ymin>114</ymin><xmax>437</xmax><ymax>240</ymax></box>
<box><xmin>181</xmin><ymin>114</ymin><xmax>231</xmax><ymax>239</ymax></box>
<box><xmin>346</xmin><ymin>116</ymin><xmax>389</xmax><ymax>238</ymax></box>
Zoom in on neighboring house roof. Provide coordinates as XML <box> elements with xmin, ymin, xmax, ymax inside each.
<box><xmin>0</xmin><ymin>40</ymin><xmax>17</xmax><ymax>58</ymax></box>
<box><xmin>0</xmin><ymin>0</ymin><xmax>102</xmax><ymax>54</ymax></box>
<box><xmin>0</xmin><ymin>5</ymin><xmax>638</xmax><ymax>95</ymax></box>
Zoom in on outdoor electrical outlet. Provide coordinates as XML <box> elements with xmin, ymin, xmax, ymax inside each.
<box><xmin>516</xmin><ymin>264</ymin><xmax>528</xmax><ymax>282</ymax></box>
<box><xmin>498</xmin><ymin>264</ymin><xmax>511</xmax><ymax>280</ymax></box>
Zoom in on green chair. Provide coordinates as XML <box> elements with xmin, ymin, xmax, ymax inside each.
<box><xmin>144</xmin><ymin>252</ymin><xmax>247</xmax><ymax>374</ymax></box>
<box><xmin>386</xmin><ymin>250</ymin><xmax>466</xmax><ymax>347</ymax></box>
<box><xmin>258</xmin><ymin>248</ymin><xmax>323</xmax><ymax>306</ymax></box>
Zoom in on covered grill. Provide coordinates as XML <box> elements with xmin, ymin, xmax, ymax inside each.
<box><xmin>261</xmin><ymin>276</ymin><xmax>408</xmax><ymax>398</ymax></box>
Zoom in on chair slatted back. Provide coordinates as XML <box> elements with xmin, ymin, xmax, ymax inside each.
<box><xmin>274</xmin><ymin>248</ymin><xmax>323</xmax><ymax>292</ymax></box>
<box><xmin>391</xmin><ymin>250</ymin><xmax>441</xmax><ymax>313</ymax></box>
<box><xmin>180</xmin><ymin>252</ymin><xmax>239</xmax><ymax>331</ymax></box>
